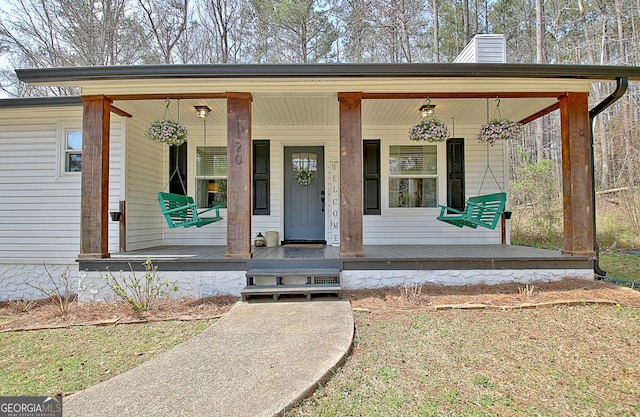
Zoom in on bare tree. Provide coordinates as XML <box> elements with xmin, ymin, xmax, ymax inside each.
<box><xmin>463</xmin><ymin>0</ymin><xmax>470</xmax><ymax>42</ymax></box>
<box><xmin>138</xmin><ymin>0</ymin><xmax>189</xmax><ymax>64</ymax></box>
<box><xmin>432</xmin><ymin>0</ymin><xmax>440</xmax><ymax>62</ymax></box>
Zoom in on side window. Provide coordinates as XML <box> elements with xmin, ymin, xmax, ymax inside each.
<box><xmin>196</xmin><ymin>146</ymin><xmax>227</xmax><ymax>208</ymax></box>
<box><xmin>64</xmin><ymin>129</ymin><xmax>82</xmax><ymax>172</ymax></box>
<box><xmin>388</xmin><ymin>145</ymin><xmax>438</xmax><ymax>208</ymax></box>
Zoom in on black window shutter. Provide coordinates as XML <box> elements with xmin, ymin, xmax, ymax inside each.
<box><xmin>169</xmin><ymin>142</ymin><xmax>188</xmax><ymax>195</ymax></box>
<box><xmin>363</xmin><ymin>139</ymin><xmax>381</xmax><ymax>215</ymax></box>
<box><xmin>446</xmin><ymin>138</ymin><xmax>465</xmax><ymax>211</ymax></box>
<box><xmin>253</xmin><ymin>140</ymin><xmax>270</xmax><ymax>215</ymax></box>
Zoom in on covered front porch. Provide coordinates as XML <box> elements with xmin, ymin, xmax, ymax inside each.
<box><xmin>15</xmin><ymin>64</ymin><xmax>627</xmax><ymax>264</ymax></box>
<box><xmin>76</xmin><ymin>244</ymin><xmax>593</xmax><ymax>301</ymax></box>
<box><xmin>81</xmin><ymin>243</ymin><xmax>591</xmax><ymax>272</ymax></box>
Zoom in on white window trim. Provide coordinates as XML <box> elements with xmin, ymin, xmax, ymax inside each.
<box><xmin>382</xmin><ymin>139</ymin><xmax>447</xmax><ymax>215</ymax></box>
<box><xmin>57</xmin><ymin>122</ymin><xmax>82</xmax><ymax>178</ymax></box>
<box><xmin>192</xmin><ymin>144</ymin><xmax>229</xmax><ymax>211</ymax></box>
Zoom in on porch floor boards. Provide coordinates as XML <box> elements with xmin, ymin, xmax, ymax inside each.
<box><xmin>91</xmin><ymin>244</ymin><xmax>592</xmax><ymax>272</ymax></box>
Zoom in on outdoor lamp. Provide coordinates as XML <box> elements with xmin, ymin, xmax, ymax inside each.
<box><xmin>419</xmin><ymin>98</ymin><xmax>436</xmax><ymax>118</ymax></box>
<box><xmin>194</xmin><ymin>105</ymin><xmax>211</xmax><ymax>119</ymax></box>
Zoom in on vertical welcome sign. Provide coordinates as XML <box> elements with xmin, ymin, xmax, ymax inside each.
<box><xmin>327</xmin><ymin>161</ymin><xmax>340</xmax><ymax>245</ymax></box>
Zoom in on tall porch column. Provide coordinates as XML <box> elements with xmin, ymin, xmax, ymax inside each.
<box><xmin>338</xmin><ymin>93</ymin><xmax>365</xmax><ymax>258</ymax></box>
<box><xmin>79</xmin><ymin>95</ymin><xmax>111</xmax><ymax>259</ymax></box>
<box><xmin>560</xmin><ymin>92</ymin><xmax>595</xmax><ymax>257</ymax></box>
<box><xmin>226</xmin><ymin>93</ymin><xmax>253</xmax><ymax>259</ymax></box>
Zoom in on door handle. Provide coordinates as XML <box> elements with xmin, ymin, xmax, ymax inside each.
<box><xmin>321</xmin><ymin>191</ymin><xmax>325</xmax><ymax>212</ymax></box>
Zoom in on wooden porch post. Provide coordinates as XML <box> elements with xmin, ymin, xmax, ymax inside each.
<box><xmin>338</xmin><ymin>93</ymin><xmax>365</xmax><ymax>258</ymax></box>
<box><xmin>560</xmin><ymin>92</ymin><xmax>595</xmax><ymax>257</ymax></box>
<box><xmin>225</xmin><ymin>93</ymin><xmax>253</xmax><ymax>259</ymax></box>
<box><xmin>79</xmin><ymin>95</ymin><xmax>111</xmax><ymax>259</ymax></box>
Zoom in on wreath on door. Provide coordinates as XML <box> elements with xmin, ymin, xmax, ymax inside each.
<box><xmin>296</xmin><ymin>168</ymin><xmax>313</xmax><ymax>186</ymax></box>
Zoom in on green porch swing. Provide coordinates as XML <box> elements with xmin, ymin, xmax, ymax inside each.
<box><xmin>436</xmin><ymin>191</ymin><xmax>507</xmax><ymax>230</ymax></box>
<box><xmin>157</xmin><ymin>160</ymin><xmax>223</xmax><ymax>228</ymax></box>
<box><xmin>436</xmin><ymin>99</ymin><xmax>511</xmax><ymax>230</ymax></box>
<box><xmin>156</xmin><ymin>102</ymin><xmax>223</xmax><ymax>228</ymax></box>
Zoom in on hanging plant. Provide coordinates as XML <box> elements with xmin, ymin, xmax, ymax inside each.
<box><xmin>145</xmin><ymin>99</ymin><xmax>188</xmax><ymax>146</ymax></box>
<box><xmin>477</xmin><ymin>119</ymin><xmax>522</xmax><ymax>146</ymax></box>
<box><xmin>296</xmin><ymin>168</ymin><xmax>313</xmax><ymax>186</ymax></box>
<box><xmin>146</xmin><ymin>119</ymin><xmax>188</xmax><ymax>146</ymax></box>
<box><xmin>408</xmin><ymin>118</ymin><xmax>450</xmax><ymax>143</ymax></box>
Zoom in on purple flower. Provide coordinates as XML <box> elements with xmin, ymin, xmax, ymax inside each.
<box><xmin>409</xmin><ymin>118</ymin><xmax>450</xmax><ymax>142</ymax></box>
<box><xmin>478</xmin><ymin>120</ymin><xmax>522</xmax><ymax>145</ymax></box>
<box><xmin>146</xmin><ymin>120</ymin><xmax>188</xmax><ymax>146</ymax></box>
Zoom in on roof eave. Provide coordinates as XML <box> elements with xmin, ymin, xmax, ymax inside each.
<box><xmin>0</xmin><ymin>96</ymin><xmax>82</xmax><ymax>108</ymax></box>
<box><xmin>15</xmin><ymin>63</ymin><xmax>640</xmax><ymax>84</ymax></box>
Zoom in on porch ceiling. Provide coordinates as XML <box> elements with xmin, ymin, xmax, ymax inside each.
<box><xmin>116</xmin><ymin>95</ymin><xmax>559</xmax><ymax>127</ymax></box>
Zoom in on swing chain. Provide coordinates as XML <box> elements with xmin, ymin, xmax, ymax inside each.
<box><xmin>479</xmin><ymin>97</ymin><xmax>504</xmax><ymax>196</ymax></box>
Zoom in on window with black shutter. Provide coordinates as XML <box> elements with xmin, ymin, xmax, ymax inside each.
<box><xmin>253</xmin><ymin>140</ymin><xmax>270</xmax><ymax>215</ymax></box>
<box><xmin>446</xmin><ymin>138</ymin><xmax>465</xmax><ymax>211</ymax></box>
<box><xmin>363</xmin><ymin>139</ymin><xmax>381</xmax><ymax>215</ymax></box>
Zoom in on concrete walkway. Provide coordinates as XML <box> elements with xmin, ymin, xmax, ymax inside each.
<box><xmin>64</xmin><ymin>300</ymin><xmax>354</xmax><ymax>417</ymax></box>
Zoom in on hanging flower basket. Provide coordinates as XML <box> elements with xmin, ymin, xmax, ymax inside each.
<box><xmin>145</xmin><ymin>119</ymin><xmax>188</xmax><ymax>146</ymax></box>
<box><xmin>409</xmin><ymin>118</ymin><xmax>450</xmax><ymax>143</ymax></box>
<box><xmin>478</xmin><ymin>119</ymin><xmax>522</xmax><ymax>146</ymax></box>
<box><xmin>296</xmin><ymin>168</ymin><xmax>313</xmax><ymax>186</ymax></box>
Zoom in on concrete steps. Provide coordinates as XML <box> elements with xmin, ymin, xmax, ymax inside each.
<box><xmin>242</xmin><ymin>268</ymin><xmax>342</xmax><ymax>302</ymax></box>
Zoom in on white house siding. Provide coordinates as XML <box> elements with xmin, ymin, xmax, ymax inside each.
<box><xmin>454</xmin><ymin>34</ymin><xmax>506</xmax><ymax>64</ymax></box>
<box><xmin>158</xmin><ymin>124</ymin><xmax>340</xmax><ymax>246</ymax></box>
<box><xmin>0</xmin><ymin>105</ymin><xmax>124</xmax><ymax>300</ymax></box>
<box><xmin>150</xmin><ymin>119</ymin><xmax>507</xmax><ymax>247</ymax></box>
<box><xmin>123</xmin><ymin>106</ymin><xmax>165</xmax><ymax>251</ymax></box>
<box><xmin>362</xmin><ymin>124</ymin><xmax>507</xmax><ymax>245</ymax></box>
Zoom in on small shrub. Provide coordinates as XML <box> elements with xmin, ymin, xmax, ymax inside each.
<box><xmin>518</xmin><ymin>284</ymin><xmax>535</xmax><ymax>298</ymax></box>
<box><xmin>27</xmin><ymin>264</ymin><xmax>76</xmax><ymax>317</ymax></box>
<box><xmin>8</xmin><ymin>299</ymin><xmax>37</xmax><ymax>314</ymax></box>
<box><xmin>104</xmin><ymin>259</ymin><xmax>177</xmax><ymax>312</ymax></box>
<box><xmin>400</xmin><ymin>284</ymin><xmax>423</xmax><ymax>302</ymax></box>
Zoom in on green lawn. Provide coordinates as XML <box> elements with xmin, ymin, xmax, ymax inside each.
<box><xmin>599</xmin><ymin>252</ymin><xmax>640</xmax><ymax>284</ymax></box>
<box><xmin>0</xmin><ymin>320</ymin><xmax>215</xmax><ymax>396</ymax></box>
<box><xmin>290</xmin><ymin>306</ymin><xmax>640</xmax><ymax>417</ymax></box>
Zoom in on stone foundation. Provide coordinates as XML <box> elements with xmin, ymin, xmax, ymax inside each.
<box><xmin>0</xmin><ymin>263</ymin><xmax>78</xmax><ymax>301</ymax></box>
<box><xmin>341</xmin><ymin>268</ymin><xmax>594</xmax><ymax>290</ymax></box>
<box><xmin>78</xmin><ymin>269</ymin><xmax>246</xmax><ymax>303</ymax></box>
<box><xmin>2</xmin><ymin>263</ymin><xmax>594</xmax><ymax>302</ymax></box>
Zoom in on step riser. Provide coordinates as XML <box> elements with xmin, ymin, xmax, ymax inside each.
<box><xmin>243</xmin><ymin>268</ymin><xmax>342</xmax><ymax>302</ymax></box>
<box><xmin>241</xmin><ymin>286</ymin><xmax>343</xmax><ymax>302</ymax></box>
<box><xmin>246</xmin><ymin>268</ymin><xmax>341</xmax><ymax>287</ymax></box>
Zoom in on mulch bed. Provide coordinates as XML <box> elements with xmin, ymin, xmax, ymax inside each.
<box><xmin>346</xmin><ymin>278</ymin><xmax>640</xmax><ymax>311</ymax></box>
<box><xmin>1</xmin><ymin>279</ymin><xmax>638</xmax><ymax>332</ymax></box>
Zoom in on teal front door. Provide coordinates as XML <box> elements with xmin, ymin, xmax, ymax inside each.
<box><xmin>284</xmin><ymin>146</ymin><xmax>325</xmax><ymax>242</ymax></box>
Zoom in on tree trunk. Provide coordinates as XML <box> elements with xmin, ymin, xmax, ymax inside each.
<box><xmin>535</xmin><ymin>0</ymin><xmax>546</xmax><ymax>64</ymax></box>
<box><xmin>473</xmin><ymin>0</ymin><xmax>478</xmax><ymax>35</ymax></box>
<box><xmin>463</xmin><ymin>0</ymin><xmax>470</xmax><ymax>43</ymax></box>
<box><xmin>433</xmin><ymin>0</ymin><xmax>440</xmax><ymax>62</ymax></box>
<box><xmin>614</xmin><ymin>0</ymin><xmax>625</xmax><ymax>63</ymax></box>
<box><xmin>535</xmin><ymin>0</ymin><xmax>546</xmax><ymax>163</ymax></box>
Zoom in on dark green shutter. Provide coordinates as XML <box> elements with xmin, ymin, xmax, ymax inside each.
<box><xmin>446</xmin><ymin>138</ymin><xmax>465</xmax><ymax>211</ymax></box>
<box><xmin>253</xmin><ymin>140</ymin><xmax>270</xmax><ymax>215</ymax></box>
<box><xmin>169</xmin><ymin>142</ymin><xmax>187</xmax><ymax>195</ymax></box>
<box><xmin>363</xmin><ymin>139</ymin><xmax>381</xmax><ymax>215</ymax></box>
